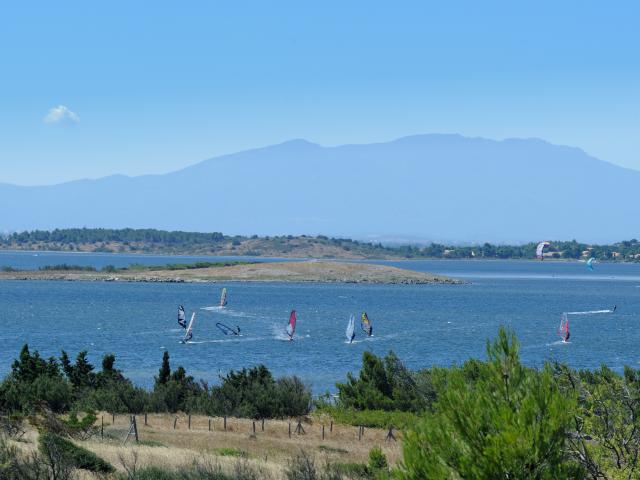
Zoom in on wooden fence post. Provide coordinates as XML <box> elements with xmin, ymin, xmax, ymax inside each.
<box><xmin>101</xmin><ymin>415</ymin><xmax>104</xmax><ymax>440</ymax></box>
<box><xmin>224</xmin><ymin>416</ymin><xmax>227</xmax><ymax>431</ymax></box>
<box><xmin>252</xmin><ymin>421</ymin><xmax>256</xmax><ymax>434</ymax></box>
<box><xmin>188</xmin><ymin>415</ymin><xmax>191</xmax><ymax>430</ymax></box>
<box><xmin>144</xmin><ymin>413</ymin><xmax>147</xmax><ymax>426</ymax></box>
<box><xmin>173</xmin><ymin>417</ymin><xmax>178</xmax><ymax>430</ymax></box>
<box><xmin>261</xmin><ymin>418</ymin><xmax>265</xmax><ymax>431</ymax></box>
<box><xmin>330</xmin><ymin>421</ymin><xmax>333</xmax><ymax>432</ymax></box>
<box><xmin>112</xmin><ymin>412</ymin><xmax>115</xmax><ymax>424</ymax></box>
<box><xmin>322</xmin><ymin>425</ymin><xmax>325</xmax><ymax>440</ymax></box>
<box><xmin>132</xmin><ymin>415</ymin><xmax>139</xmax><ymax>443</ymax></box>
<box><xmin>358</xmin><ymin>425</ymin><xmax>362</xmax><ymax>441</ymax></box>
<box><xmin>288</xmin><ymin>421</ymin><xmax>291</xmax><ymax>438</ymax></box>
<box><xmin>208</xmin><ymin>418</ymin><xmax>211</xmax><ymax>431</ymax></box>
<box><xmin>385</xmin><ymin>426</ymin><xmax>396</xmax><ymax>442</ymax></box>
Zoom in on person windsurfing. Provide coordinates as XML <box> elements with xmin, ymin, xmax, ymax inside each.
<box><xmin>286</xmin><ymin>310</ymin><xmax>297</xmax><ymax>341</ymax></box>
<box><xmin>182</xmin><ymin>312</ymin><xmax>196</xmax><ymax>343</ymax></box>
<box><xmin>236</xmin><ymin>325</ymin><xmax>241</xmax><ymax>335</ymax></box>
<box><xmin>558</xmin><ymin>313</ymin><xmax>570</xmax><ymax>343</ymax></box>
<box><xmin>177</xmin><ymin>305</ymin><xmax>186</xmax><ymax>329</ymax></box>
<box><xmin>361</xmin><ymin>312</ymin><xmax>373</xmax><ymax>336</ymax></box>
<box><xmin>346</xmin><ymin>314</ymin><xmax>356</xmax><ymax>344</ymax></box>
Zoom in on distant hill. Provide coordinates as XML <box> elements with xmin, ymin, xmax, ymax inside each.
<box><xmin>1</xmin><ymin>134</ymin><xmax>638</xmax><ymax>243</ymax></box>
<box><xmin>2</xmin><ymin>228</ymin><xmax>639</xmax><ymax>262</ymax></box>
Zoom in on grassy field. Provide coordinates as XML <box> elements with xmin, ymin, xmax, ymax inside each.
<box><xmin>7</xmin><ymin>413</ymin><xmax>402</xmax><ymax>478</ymax></box>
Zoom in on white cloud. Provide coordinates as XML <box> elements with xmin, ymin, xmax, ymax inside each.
<box><xmin>43</xmin><ymin>105</ymin><xmax>80</xmax><ymax>125</ymax></box>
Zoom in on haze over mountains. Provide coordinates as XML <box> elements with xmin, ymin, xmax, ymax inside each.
<box><xmin>1</xmin><ymin>134</ymin><xmax>637</xmax><ymax>244</ymax></box>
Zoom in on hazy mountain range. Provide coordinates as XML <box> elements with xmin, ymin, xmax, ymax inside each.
<box><xmin>1</xmin><ymin>134</ymin><xmax>638</xmax><ymax>244</ymax></box>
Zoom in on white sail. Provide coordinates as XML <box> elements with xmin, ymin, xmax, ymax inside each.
<box><xmin>346</xmin><ymin>314</ymin><xmax>355</xmax><ymax>343</ymax></box>
<box><xmin>565</xmin><ymin>308</ymin><xmax>616</xmax><ymax>315</ymax></box>
<box><xmin>220</xmin><ymin>288</ymin><xmax>227</xmax><ymax>307</ymax></box>
<box><xmin>183</xmin><ymin>312</ymin><xmax>196</xmax><ymax>343</ymax></box>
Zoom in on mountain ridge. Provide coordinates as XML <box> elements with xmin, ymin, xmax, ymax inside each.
<box><xmin>1</xmin><ymin>134</ymin><xmax>637</xmax><ymax>243</ymax></box>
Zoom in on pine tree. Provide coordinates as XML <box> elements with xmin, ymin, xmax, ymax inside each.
<box><xmin>399</xmin><ymin>327</ymin><xmax>579</xmax><ymax>479</ymax></box>
<box><xmin>157</xmin><ymin>351</ymin><xmax>171</xmax><ymax>385</ymax></box>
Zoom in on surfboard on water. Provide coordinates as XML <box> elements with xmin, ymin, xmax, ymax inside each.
<box><xmin>216</xmin><ymin>322</ymin><xmax>240</xmax><ymax>336</ymax></box>
<box><xmin>285</xmin><ymin>310</ymin><xmax>297</xmax><ymax>341</ymax></box>
<box><xmin>181</xmin><ymin>313</ymin><xmax>196</xmax><ymax>343</ymax></box>
<box><xmin>556</xmin><ymin>307</ymin><xmax>616</xmax><ymax>342</ymax></box>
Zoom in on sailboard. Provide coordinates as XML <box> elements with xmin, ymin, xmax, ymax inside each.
<box><xmin>536</xmin><ymin>241</ymin><xmax>550</xmax><ymax>260</ymax></box>
<box><xmin>556</xmin><ymin>307</ymin><xmax>616</xmax><ymax>342</ymax></box>
<box><xmin>587</xmin><ymin>257</ymin><xmax>595</xmax><ymax>271</ymax></box>
<box><xmin>565</xmin><ymin>307</ymin><xmax>616</xmax><ymax>315</ymax></box>
<box><xmin>181</xmin><ymin>313</ymin><xmax>196</xmax><ymax>343</ymax></box>
<box><xmin>346</xmin><ymin>314</ymin><xmax>356</xmax><ymax>343</ymax></box>
<box><xmin>558</xmin><ymin>313</ymin><xmax>570</xmax><ymax>342</ymax></box>
<box><xmin>220</xmin><ymin>288</ymin><xmax>228</xmax><ymax>307</ymax></box>
<box><xmin>361</xmin><ymin>312</ymin><xmax>372</xmax><ymax>336</ymax></box>
<box><xmin>285</xmin><ymin>310</ymin><xmax>297</xmax><ymax>341</ymax></box>
<box><xmin>177</xmin><ymin>305</ymin><xmax>186</xmax><ymax>329</ymax></box>
<box><xmin>216</xmin><ymin>322</ymin><xmax>240</xmax><ymax>336</ymax></box>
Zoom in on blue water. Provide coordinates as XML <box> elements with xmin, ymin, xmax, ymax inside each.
<box><xmin>1</xmin><ymin>253</ymin><xmax>640</xmax><ymax>394</ymax></box>
<box><xmin>0</xmin><ymin>250</ymin><xmax>286</xmax><ymax>271</ymax></box>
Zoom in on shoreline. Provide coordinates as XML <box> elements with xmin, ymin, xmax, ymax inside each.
<box><xmin>0</xmin><ymin>260</ymin><xmax>463</xmax><ymax>285</ymax></box>
<box><xmin>0</xmin><ymin>247</ymin><xmax>628</xmax><ymax>264</ymax></box>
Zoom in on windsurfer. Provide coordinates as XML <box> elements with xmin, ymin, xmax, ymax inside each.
<box><xmin>178</xmin><ymin>305</ymin><xmax>186</xmax><ymax>329</ymax></box>
<box><xmin>236</xmin><ymin>326</ymin><xmax>241</xmax><ymax>335</ymax></box>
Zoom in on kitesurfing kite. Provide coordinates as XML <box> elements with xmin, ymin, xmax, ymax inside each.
<box><xmin>557</xmin><ymin>307</ymin><xmax>616</xmax><ymax>342</ymax></box>
<box><xmin>181</xmin><ymin>313</ymin><xmax>196</xmax><ymax>343</ymax></box>
<box><xmin>346</xmin><ymin>314</ymin><xmax>356</xmax><ymax>343</ymax></box>
<box><xmin>220</xmin><ymin>288</ymin><xmax>228</xmax><ymax>307</ymax></box>
<box><xmin>587</xmin><ymin>257</ymin><xmax>595</xmax><ymax>271</ymax></box>
<box><xmin>177</xmin><ymin>305</ymin><xmax>186</xmax><ymax>329</ymax></box>
<box><xmin>285</xmin><ymin>310</ymin><xmax>297</xmax><ymax>341</ymax></box>
<box><xmin>361</xmin><ymin>312</ymin><xmax>373</xmax><ymax>336</ymax></box>
<box><xmin>536</xmin><ymin>241</ymin><xmax>550</xmax><ymax>260</ymax></box>
<box><xmin>216</xmin><ymin>322</ymin><xmax>240</xmax><ymax>336</ymax></box>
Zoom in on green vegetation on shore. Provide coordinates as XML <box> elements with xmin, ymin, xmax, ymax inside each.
<box><xmin>2</xmin><ymin>227</ymin><xmax>640</xmax><ymax>261</ymax></box>
<box><xmin>4</xmin><ymin>329</ymin><xmax>640</xmax><ymax>477</ymax></box>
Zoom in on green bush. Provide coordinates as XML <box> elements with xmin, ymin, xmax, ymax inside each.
<box><xmin>39</xmin><ymin>431</ymin><xmax>114</xmax><ymax>473</ymax></box>
<box><xmin>315</xmin><ymin>406</ymin><xmax>416</xmax><ymax>429</ymax></box>
<box><xmin>398</xmin><ymin>327</ymin><xmax>579</xmax><ymax>479</ymax></box>
<box><xmin>367</xmin><ymin>447</ymin><xmax>388</xmax><ymax>471</ymax></box>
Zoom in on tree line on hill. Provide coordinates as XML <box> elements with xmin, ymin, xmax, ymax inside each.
<box><xmin>4</xmin><ymin>329</ymin><xmax>640</xmax><ymax>477</ymax></box>
<box><xmin>2</xmin><ymin>227</ymin><xmax>640</xmax><ymax>261</ymax></box>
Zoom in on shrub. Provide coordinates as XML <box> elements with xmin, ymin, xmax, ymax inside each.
<box><xmin>39</xmin><ymin>432</ymin><xmax>114</xmax><ymax>473</ymax></box>
<box><xmin>368</xmin><ymin>447</ymin><xmax>388</xmax><ymax>471</ymax></box>
<box><xmin>398</xmin><ymin>327</ymin><xmax>578</xmax><ymax>479</ymax></box>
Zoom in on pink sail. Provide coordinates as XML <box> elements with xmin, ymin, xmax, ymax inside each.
<box><xmin>286</xmin><ymin>310</ymin><xmax>297</xmax><ymax>339</ymax></box>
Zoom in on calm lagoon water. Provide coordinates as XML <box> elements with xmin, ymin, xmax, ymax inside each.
<box><xmin>1</xmin><ymin>251</ymin><xmax>639</xmax><ymax>394</ymax></box>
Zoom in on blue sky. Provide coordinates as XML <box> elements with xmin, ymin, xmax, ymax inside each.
<box><xmin>1</xmin><ymin>1</ymin><xmax>638</xmax><ymax>185</ymax></box>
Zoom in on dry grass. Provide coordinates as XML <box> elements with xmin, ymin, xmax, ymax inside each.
<box><xmin>7</xmin><ymin>413</ymin><xmax>401</xmax><ymax>478</ymax></box>
<box><xmin>92</xmin><ymin>413</ymin><xmax>401</xmax><ymax>473</ymax></box>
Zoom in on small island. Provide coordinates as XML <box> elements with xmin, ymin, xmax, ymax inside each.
<box><xmin>0</xmin><ymin>260</ymin><xmax>462</xmax><ymax>285</ymax></box>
